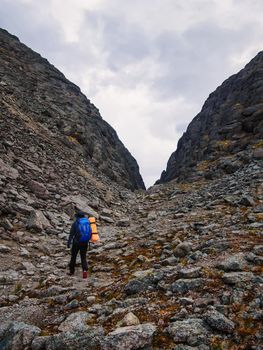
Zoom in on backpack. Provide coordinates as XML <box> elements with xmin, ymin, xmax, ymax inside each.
<box><xmin>89</xmin><ymin>217</ymin><xmax>100</xmax><ymax>243</ymax></box>
<box><xmin>75</xmin><ymin>217</ymin><xmax>92</xmax><ymax>243</ymax></box>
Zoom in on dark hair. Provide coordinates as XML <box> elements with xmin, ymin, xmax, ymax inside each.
<box><xmin>75</xmin><ymin>211</ymin><xmax>85</xmax><ymax>218</ymax></box>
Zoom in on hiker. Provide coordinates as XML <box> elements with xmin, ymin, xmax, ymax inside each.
<box><xmin>67</xmin><ymin>211</ymin><xmax>91</xmax><ymax>278</ymax></box>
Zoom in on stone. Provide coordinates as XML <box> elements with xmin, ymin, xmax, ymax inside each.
<box><xmin>167</xmin><ymin>318</ymin><xmax>208</xmax><ymax>346</ymax></box>
<box><xmin>117</xmin><ymin>312</ymin><xmax>140</xmax><ymax>327</ymax></box>
<box><xmin>101</xmin><ymin>208</ymin><xmax>113</xmax><ymax>216</ymax></box>
<box><xmin>26</xmin><ymin>209</ymin><xmax>50</xmax><ymax>231</ymax></box>
<box><xmin>253</xmin><ymin>148</ymin><xmax>263</xmax><ymax>159</ymax></box>
<box><xmin>222</xmin><ymin>272</ymin><xmax>254</xmax><ymax>285</ymax></box>
<box><xmin>116</xmin><ymin>218</ymin><xmax>130</xmax><ymax>227</ymax></box>
<box><xmin>2</xmin><ymin>219</ymin><xmax>13</xmax><ymax>231</ymax></box>
<box><xmin>124</xmin><ymin>279</ymin><xmax>149</xmax><ymax>296</ymax></box>
<box><xmin>0</xmin><ymin>321</ymin><xmax>41</xmax><ymax>350</ymax></box>
<box><xmin>58</xmin><ymin>311</ymin><xmax>93</xmax><ymax>332</ymax></box>
<box><xmin>0</xmin><ymin>159</ymin><xmax>19</xmax><ymax>179</ymax></box>
<box><xmin>28</xmin><ymin>179</ymin><xmax>49</xmax><ymax>199</ymax></box>
<box><xmin>100</xmin><ymin>215</ymin><xmax>114</xmax><ymax>223</ymax></box>
<box><xmin>239</xmin><ymin>195</ymin><xmax>255</xmax><ymax>206</ymax></box>
<box><xmin>20</xmin><ymin>247</ymin><xmax>30</xmax><ymax>257</ymax></box>
<box><xmin>12</xmin><ymin>202</ymin><xmax>34</xmax><ymax>215</ymax></box>
<box><xmin>171</xmin><ymin>278</ymin><xmax>204</xmax><ymax>293</ymax></box>
<box><xmin>174</xmin><ymin>242</ymin><xmax>192</xmax><ymax>257</ymax></box>
<box><xmin>64</xmin><ymin>195</ymin><xmax>99</xmax><ymax>218</ymax></box>
<box><xmin>215</xmin><ymin>254</ymin><xmax>246</xmax><ymax>271</ymax></box>
<box><xmin>203</xmin><ymin>310</ymin><xmax>235</xmax><ymax>333</ymax></box>
<box><xmin>179</xmin><ymin>267</ymin><xmax>202</xmax><ymax>279</ymax></box>
<box><xmin>32</xmin><ymin>327</ymin><xmax>104</xmax><ymax>350</ymax></box>
<box><xmin>101</xmin><ymin>323</ymin><xmax>156</xmax><ymax>350</ymax></box>
<box><xmin>0</xmin><ymin>244</ymin><xmax>11</xmax><ymax>253</ymax></box>
<box><xmin>65</xmin><ymin>299</ymin><xmax>79</xmax><ymax>310</ymax></box>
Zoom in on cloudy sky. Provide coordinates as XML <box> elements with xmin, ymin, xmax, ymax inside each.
<box><xmin>1</xmin><ymin>0</ymin><xmax>263</xmax><ymax>187</ymax></box>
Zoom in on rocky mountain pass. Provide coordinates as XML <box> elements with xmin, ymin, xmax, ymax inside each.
<box><xmin>0</xmin><ymin>29</ymin><xmax>263</xmax><ymax>350</ymax></box>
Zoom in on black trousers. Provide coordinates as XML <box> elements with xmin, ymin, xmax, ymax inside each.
<box><xmin>69</xmin><ymin>242</ymin><xmax>88</xmax><ymax>273</ymax></box>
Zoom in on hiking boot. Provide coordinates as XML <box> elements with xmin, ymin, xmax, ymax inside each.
<box><xmin>83</xmin><ymin>271</ymin><xmax>88</xmax><ymax>279</ymax></box>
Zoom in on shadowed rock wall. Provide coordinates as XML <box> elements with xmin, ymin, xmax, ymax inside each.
<box><xmin>0</xmin><ymin>28</ymin><xmax>145</xmax><ymax>190</ymax></box>
<box><xmin>158</xmin><ymin>52</ymin><xmax>263</xmax><ymax>183</ymax></box>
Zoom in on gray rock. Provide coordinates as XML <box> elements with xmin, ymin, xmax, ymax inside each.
<box><xmin>2</xmin><ymin>219</ymin><xmax>13</xmax><ymax>231</ymax></box>
<box><xmin>253</xmin><ymin>147</ymin><xmax>263</xmax><ymax>159</ymax></box>
<box><xmin>101</xmin><ymin>323</ymin><xmax>156</xmax><ymax>350</ymax></box>
<box><xmin>222</xmin><ymin>272</ymin><xmax>254</xmax><ymax>285</ymax></box>
<box><xmin>124</xmin><ymin>279</ymin><xmax>149</xmax><ymax>295</ymax></box>
<box><xmin>117</xmin><ymin>312</ymin><xmax>140</xmax><ymax>327</ymax></box>
<box><xmin>13</xmin><ymin>202</ymin><xmax>34</xmax><ymax>214</ymax></box>
<box><xmin>0</xmin><ymin>244</ymin><xmax>11</xmax><ymax>253</ymax></box>
<box><xmin>171</xmin><ymin>278</ymin><xmax>204</xmax><ymax>293</ymax></box>
<box><xmin>100</xmin><ymin>215</ymin><xmax>114</xmax><ymax>223</ymax></box>
<box><xmin>167</xmin><ymin>318</ymin><xmax>208</xmax><ymax>346</ymax></box>
<box><xmin>0</xmin><ymin>159</ymin><xmax>19</xmax><ymax>179</ymax></box>
<box><xmin>65</xmin><ymin>299</ymin><xmax>79</xmax><ymax>310</ymax></box>
<box><xmin>179</xmin><ymin>267</ymin><xmax>202</xmax><ymax>279</ymax></box>
<box><xmin>216</xmin><ymin>254</ymin><xmax>246</xmax><ymax>271</ymax></box>
<box><xmin>0</xmin><ymin>321</ymin><xmax>41</xmax><ymax>350</ymax></box>
<box><xmin>174</xmin><ymin>242</ymin><xmax>192</xmax><ymax>257</ymax></box>
<box><xmin>58</xmin><ymin>311</ymin><xmax>93</xmax><ymax>332</ymax></box>
<box><xmin>27</xmin><ymin>210</ymin><xmax>50</xmax><ymax>231</ymax></box>
<box><xmin>64</xmin><ymin>195</ymin><xmax>99</xmax><ymax>218</ymax></box>
<box><xmin>239</xmin><ymin>195</ymin><xmax>255</xmax><ymax>206</ymax></box>
<box><xmin>116</xmin><ymin>218</ymin><xmax>130</xmax><ymax>227</ymax></box>
<box><xmin>32</xmin><ymin>326</ymin><xmax>104</xmax><ymax>350</ymax></box>
<box><xmin>203</xmin><ymin>310</ymin><xmax>235</xmax><ymax>333</ymax></box>
<box><xmin>101</xmin><ymin>208</ymin><xmax>113</xmax><ymax>216</ymax></box>
<box><xmin>28</xmin><ymin>179</ymin><xmax>49</xmax><ymax>199</ymax></box>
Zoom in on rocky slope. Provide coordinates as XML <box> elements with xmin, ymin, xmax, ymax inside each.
<box><xmin>158</xmin><ymin>52</ymin><xmax>263</xmax><ymax>184</ymax></box>
<box><xmin>0</xmin><ymin>158</ymin><xmax>262</xmax><ymax>349</ymax></box>
<box><xmin>0</xmin><ymin>30</ymin><xmax>262</xmax><ymax>350</ymax></box>
<box><xmin>0</xmin><ymin>28</ymin><xmax>145</xmax><ymax>191</ymax></box>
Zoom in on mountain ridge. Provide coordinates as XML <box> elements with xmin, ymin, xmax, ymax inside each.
<box><xmin>0</xmin><ymin>28</ymin><xmax>145</xmax><ymax>191</ymax></box>
<box><xmin>158</xmin><ymin>51</ymin><xmax>263</xmax><ymax>184</ymax></box>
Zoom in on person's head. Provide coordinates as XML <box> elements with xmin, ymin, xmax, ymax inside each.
<box><xmin>75</xmin><ymin>211</ymin><xmax>85</xmax><ymax>218</ymax></box>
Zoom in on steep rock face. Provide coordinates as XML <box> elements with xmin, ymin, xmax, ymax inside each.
<box><xmin>158</xmin><ymin>52</ymin><xmax>263</xmax><ymax>183</ymax></box>
<box><xmin>0</xmin><ymin>28</ymin><xmax>145</xmax><ymax>190</ymax></box>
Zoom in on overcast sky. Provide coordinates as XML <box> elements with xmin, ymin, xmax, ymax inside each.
<box><xmin>1</xmin><ymin>0</ymin><xmax>263</xmax><ymax>187</ymax></box>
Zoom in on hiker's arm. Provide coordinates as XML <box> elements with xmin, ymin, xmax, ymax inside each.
<box><xmin>67</xmin><ymin>223</ymin><xmax>76</xmax><ymax>248</ymax></box>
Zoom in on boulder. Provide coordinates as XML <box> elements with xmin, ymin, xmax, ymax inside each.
<box><xmin>215</xmin><ymin>254</ymin><xmax>246</xmax><ymax>271</ymax></box>
<box><xmin>0</xmin><ymin>244</ymin><xmax>11</xmax><ymax>253</ymax></box>
<box><xmin>58</xmin><ymin>311</ymin><xmax>93</xmax><ymax>332</ymax></box>
<box><xmin>239</xmin><ymin>195</ymin><xmax>255</xmax><ymax>206</ymax></box>
<box><xmin>174</xmin><ymin>242</ymin><xmax>192</xmax><ymax>257</ymax></box>
<box><xmin>101</xmin><ymin>323</ymin><xmax>156</xmax><ymax>350</ymax></box>
<box><xmin>117</xmin><ymin>312</ymin><xmax>140</xmax><ymax>327</ymax></box>
<box><xmin>222</xmin><ymin>272</ymin><xmax>254</xmax><ymax>286</ymax></box>
<box><xmin>116</xmin><ymin>218</ymin><xmax>130</xmax><ymax>227</ymax></box>
<box><xmin>32</xmin><ymin>327</ymin><xmax>104</xmax><ymax>350</ymax></box>
<box><xmin>27</xmin><ymin>210</ymin><xmax>50</xmax><ymax>231</ymax></box>
<box><xmin>63</xmin><ymin>195</ymin><xmax>99</xmax><ymax>218</ymax></box>
<box><xmin>179</xmin><ymin>267</ymin><xmax>202</xmax><ymax>279</ymax></box>
<box><xmin>0</xmin><ymin>321</ymin><xmax>41</xmax><ymax>350</ymax></box>
<box><xmin>167</xmin><ymin>318</ymin><xmax>208</xmax><ymax>346</ymax></box>
<box><xmin>0</xmin><ymin>159</ymin><xmax>19</xmax><ymax>179</ymax></box>
<box><xmin>203</xmin><ymin>310</ymin><xmax>235</xmax><ymax>333</ymax></box>
<box><xmin>28</xmin><ymin>179</ymin><xmax>49</xmax><ymax>199</ymax></box>
<box><xmin>124</xmin><ymin>279</ymin><xmax>149</xmax><ymax>296</ymax></box>
<box><xmin>171</xmin><ymin>278</ymin><xmax>204</xmax><ymax>293</ymax></box>
<box><xmin>253</xmin><ymin>148</ymin><xmax>263</xmax><ymax>159</ymax></box>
